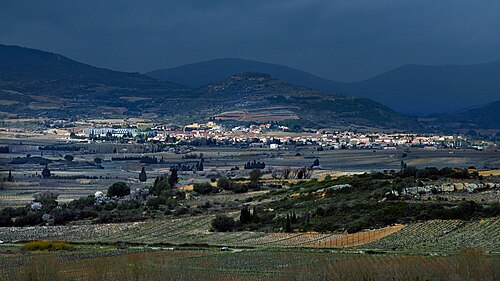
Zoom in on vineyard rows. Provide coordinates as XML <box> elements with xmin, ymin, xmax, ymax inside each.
<box><xmin>363</xmin><ymin>218</ymin><xmax>500</xmax><ymax>252</ymax></box>
<box><xmin>1</xmin><ymin>216</ymin><xmax>497</xmax><ymax>251</ymax></box>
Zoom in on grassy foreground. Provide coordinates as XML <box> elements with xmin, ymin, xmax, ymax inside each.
<box><xmin>0</xmin><ymin>246</ymin><xmax>498</xmax><ymax>281</ymax></box>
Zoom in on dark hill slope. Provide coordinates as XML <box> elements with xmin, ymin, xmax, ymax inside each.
<box><xmin>0</xmin><ymin>44</ymin><xmax>185</xmax><ymax>97</ymax></box>
<box><xmin>188</xmin><ymin>73</ymin><xmax>418</xmax><ymax>130</ymax></box>
<box><xmin>438</xmin><ymin>101</ymin><xmax>500</xmax><ymax>129</ymax></box>
<box><xmin>0</xmin><ymin>44</ymin><xmax>187</xmax><ymax>118</ymax></box>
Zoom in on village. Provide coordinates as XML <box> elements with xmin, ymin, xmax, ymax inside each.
<box><xmin>29</xmin><ymin>118</ymin><xmax>496</xmax><ymax>151</ymax></box>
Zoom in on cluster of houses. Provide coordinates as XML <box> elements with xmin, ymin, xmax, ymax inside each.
<box><xmin>75</xmin><ymin>121</ymin><xmax>494</xmax><ymax>150</ymax></box>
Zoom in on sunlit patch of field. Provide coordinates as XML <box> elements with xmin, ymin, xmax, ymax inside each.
<box><xmin>1</xmin><ymin>117</ymin><xmax>48</xmax><ymax>123</ymax></box>
<box><xmin>213</xmin><ymin>107</ymin><xmax>299</xmax><ymax>122</ymax></box>
<box><xmin>480</xmin><ymin>169</ymin><xmax>500</xmax><ymax>176</ymax></box>
<box><xmin>309</xmin><ymin>224</ymin><xmax>405</xmax><ymax>248</ymax></box>
<box><xmin>0</xmin><ymin>100</ymin><xmax>22</xmax><ymax>106</ymax></box>
<box><xmin>86</xmin><ymin>118</ymin><xmax>127</xmax><ymax>124</ymax></box>
<box><xmin>119</xmin><ymin>96</ymin><xmax>152</xmax><ymax>102</ymax></box>
<box><xmin>28</xmin><ymin>102</ymin><xmax>62</xmax><ymax>110</ymax></box>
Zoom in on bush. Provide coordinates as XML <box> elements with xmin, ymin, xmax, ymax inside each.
<box><xmin>147</xmin><ymin>197</ymin><xmax>166</xmax><ymax>210</ymax></box>
<box><xmin>193</xmin><ymin>182</ymin><xmax>218</xmax><ymax>194</ymax></box>
<box><xmin>107</xmin><ymin>182</ymin><xmax>130</xmax><ymax>197</ymax></box>
<box><xmin>232</xmin><ymin>183</ymin><xmax>248</xmax><ymax>194</ymax></box>
<box><xmin>64</xmin><ymin>155</ymin><xmax>74</xmax><ymax>162</ymax></box>
<box><xmin>174</xmin><ymin>206</ymin><xmax>190</xmax><ymax>216</ymax></box>
<box><xmin>211</xmin><ymin>215</ymin><xmax>235</xmax><ymax>232</ymax></box>
<box><xmin>217</xmin><ymin>177</ymin><xmax>232</xmax><ymax>190</ymax></box>
<box><xmin>249</xmin><ymin>169</ymin><xmax>263</xmax><ymax>182</ymax></box>
<box><xmin>22</xmin><ymin>241</ymin><xmax>73</xmax><ymax>251</ymax></box>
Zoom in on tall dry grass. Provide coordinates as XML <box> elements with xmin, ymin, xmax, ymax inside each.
<box><xmin>2</xmin><ymin>247</ymin><xmax>498</xmax><ymax>281</ymax></box>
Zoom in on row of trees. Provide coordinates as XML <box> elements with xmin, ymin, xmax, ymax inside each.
<box><xmin>271</xmin><ymin>168</ymin><xmax>312</xmax><ymax>179</ymax></box>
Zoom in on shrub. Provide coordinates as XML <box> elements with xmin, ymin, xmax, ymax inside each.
<box><xmin>217</xmin><ymin>177</ymin><xmax>232</xmax><ymax>190</ymax></box>
<box><xmin>211</xmin><ymin>215</ymin><xmax>235</xmax><ymax>232</ymax></box>
<box><xmin>147</xmin><ymin>197</ymin><xmax>166</xmax><ymax>210</ymax></box>
<box><xmin>249</xmin><ymin>169</ymin><xmax>263</xmax><ymax>182</ymax></box>
<box><xmin>232</xmin><ymin>183</ymin><xmax>249</xmax><ymax>194</ymax></box>
<box><xmin>107</xmin><ymin>182</ymin><xmax>130</xmax><ymax>197</ymax></box>
<box><xmin>22</xmin><ymin>240</ymin><xmax>73</xmax><ymax>251</ymax></box>
<box><xmin>64</xmin><ymin>155</ymin><xmax>74</xmax><ymax>162</ymax></box>
<box><xmin>174</xmin><ymin>206</ymin><xmax>190</xmax><ymax>216</ymax></box>
<box><xmin>193</xmin><ymin>182</ymin><xmax>218</xmax><ymax>194</ymax></box>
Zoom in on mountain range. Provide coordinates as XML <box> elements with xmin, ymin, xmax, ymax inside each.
<box><xmin>1</xmin><ymin>44</ymin><xmax>498</xmax><ymax>131</ymax></box>
<box><xmin>148</xmin><ymin>58</ymin><xmax>500</xmax><ymax>115</ymax></box>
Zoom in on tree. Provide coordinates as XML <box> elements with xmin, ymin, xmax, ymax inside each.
<box><xmin>312</xmin><ymin>158</ymin><xmax>320</xmax><ymax>167</ymax></box>
<box><xmin>297</xmin><ymin>169</ymin><xmax>304</xmax><ymax>179</ymax></box>
<box><xmin>211</xmin><ymin>215</ymin><xmax>235</xmax><ymax>232</ymax></box>
<box><xmin>249</xmin><ymin>169</ymin><xmax>262</xmax><ymax>183</ymax></box>
<box><xmin>168</xmin><ymin>168</ymin><xmax>179</xmax><ymax>188</ymax></box>
<box><xmin>139</xmin><ymin>167</ymin><xmax>147</xmax><ymax>182</ymax></box>
<box><xmin>94</xmin><ymin>157</ymin><xmax>102</xmax><ymax>165</ymax></box>
<box><xmin>400</xmin><ymin>160</ymin><xmax>407</xmax><ymax>171</ymax></box>
<box><xmin>252</xmin><ymin>206</ymin><xmax>259</xmax><ymax>222</ymax></box>
<box><xmin>64</xmin><ymin>155</ymin><xmax>74</xmax><ymax>162</ymax></box>
<box><xmin>151</xmin><ymin>175</ymin><xmax>171</xmax><ymax>196</ymax></box>
<box><xmin>42</xmin><ymin>166</ymin><xmax>51</xmax><ymax>178</ymax></box>
<box><xmin>7</xmin><ymin>170</ymin><xmax>13</xmax><ymax>182</ymax></box>
<box><xmin>240</xmin><ymin>207</ymin><xmax>251</xmax><ymax>224</ymax></box>
<box><xmin>107</xmin><ymin>182</ymin><xmax>130</xmax><ymax>197</ymax></box>
<box><xmin>34</xmin><ymin>191</ymin><xmax>59</xmax><ymax>210</ymax></box>
<box><xmin>217</xmin><ymin>177</ymin><xmax>231</xmax><ymax>190</ymax></box>
<box><xmin>284</xmin><ymin>214</ymin><xmax>292</xmax><ymax>232</ymax></box>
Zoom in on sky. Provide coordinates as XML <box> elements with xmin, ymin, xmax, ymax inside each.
<box><xmin>1</xmin><ymin>0</ymin><xmax>499</xmax><ymax>82</ymax></box>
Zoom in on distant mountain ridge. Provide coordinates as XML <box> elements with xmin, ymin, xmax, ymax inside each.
<box><xmin>147</xmin><ymin>58</ymin><xmax>344</xmax><ymax>91</ymax></box>
<box><xmin>148</xmin><ymin>58</ymin><xmax>500</xmax><ymax>115</ymax></box>
<box><xmin>341</xmin><ymin>61</ymin><xmax>500</xmax><ymax>114</ymax></box>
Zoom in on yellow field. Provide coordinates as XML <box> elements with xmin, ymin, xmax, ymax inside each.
<box><xmin>480</xmin><ymin>169</ymin><xmax>500</xmax><ymax>176</ymax></box>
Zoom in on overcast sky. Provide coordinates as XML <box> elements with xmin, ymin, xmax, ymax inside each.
<box><xmin>1</xmin><ymin>0</ymin><xmax>499</xmax><ymax>81</ymax></box>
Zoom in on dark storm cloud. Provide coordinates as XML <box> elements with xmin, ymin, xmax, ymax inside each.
<box><xmin>1</xmin><ymin>0</ymin><xmax>499</xmax><ymax>81</ymax></box>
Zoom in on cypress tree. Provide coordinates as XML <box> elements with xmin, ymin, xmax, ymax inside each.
<box><xmin>240</xmin><ymin>207</ymin><xmax>251</xmax><ymax>224</ymax></box>
<box><xmin>42</xmin><ymin>166</ymin><xmax>51</xmax><ymax>178</ymax></box>
<box><xmin>139</xmin><ymin>167</ymin><xmax>147</xmax><ymax>182</ymax></box>
<box><xmin>284</xmin><ymin>214</ymin><xmax>292</xmax><ymax>233</ymax></box>
<box><xmin>252</xmin><ymin>206</ymin><xmax>259</xmax><ymax>222</ymax></box>
<box><xmin>168</xmin><ymin>168</ymin><xmax>179</xmax><ymax>188</ymax></box>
